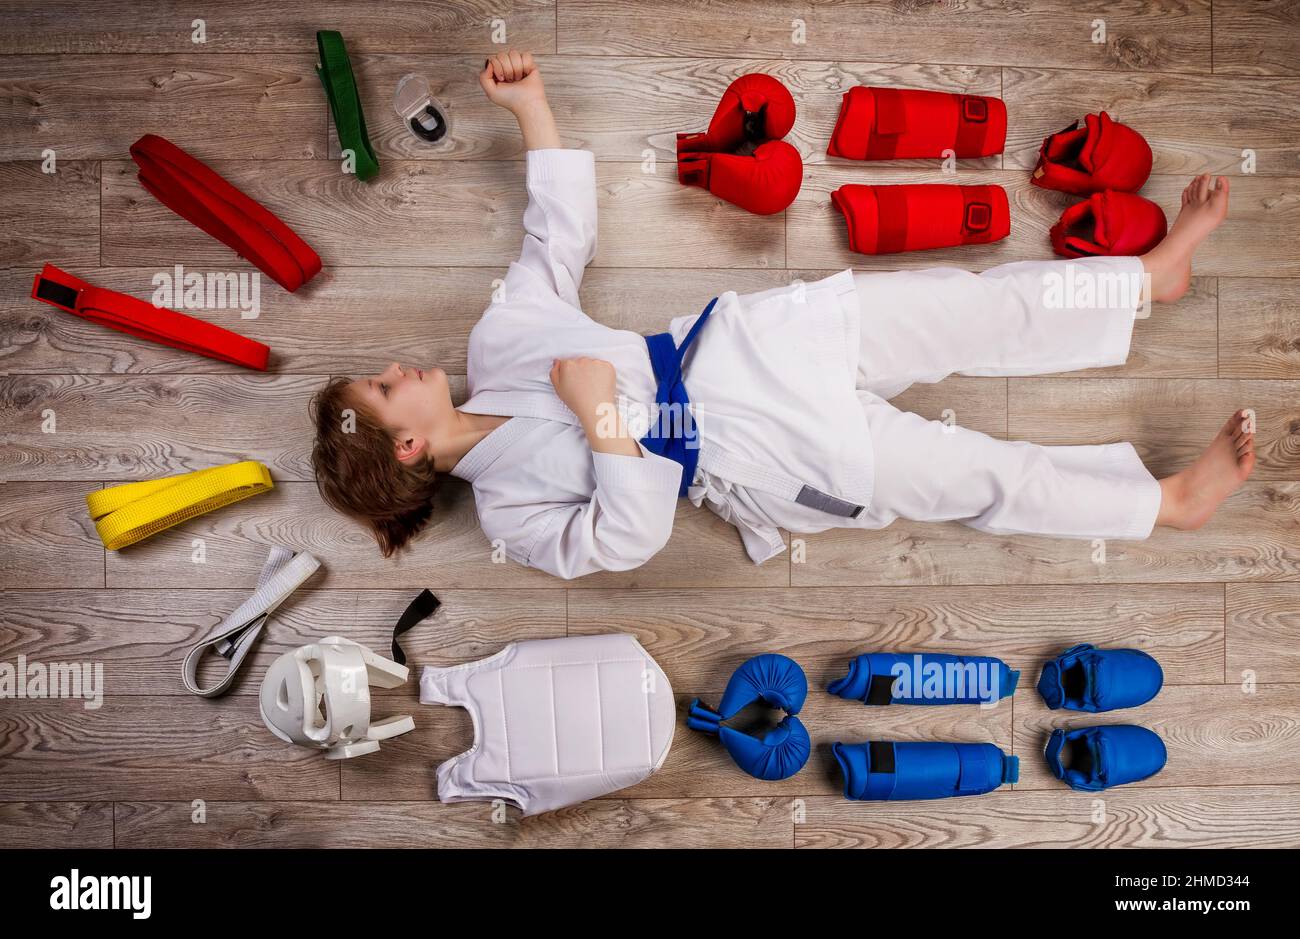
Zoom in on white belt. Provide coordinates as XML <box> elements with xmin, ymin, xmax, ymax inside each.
<box><xmin>182</xmin><ymin>545</ymin><xmax>321</xmax><ymax>697</ymax></box>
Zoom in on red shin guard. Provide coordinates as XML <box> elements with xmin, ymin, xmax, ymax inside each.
<box><xmin>677</xmin><ymin>74</ymin><xmax>803</xmax><ymax>215</ymax></box>
<box><xmin>1032</xmin><ymin>111</ymin><xmax>1153</xmax><ymax>195</ymax></box>
<box><xmin>1050</xmin><ymin>190</ymin><xmax>1167</xmax><ymax>258</ymax></box>
<box><xmin>832</xmin><ymin>184</ymin><xmax>1010</xmax><ymax>254</ymax></box>
<box><xmin>827</xmin><ymin>86</ymin><xmax>1007</xmax><ymax>160</ymax></box>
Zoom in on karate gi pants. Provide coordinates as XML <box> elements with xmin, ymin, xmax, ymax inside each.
<box><xmin>852</xmin><ymin>256</ymin><xmax>1162</xmax><ymax>541</ymax></box>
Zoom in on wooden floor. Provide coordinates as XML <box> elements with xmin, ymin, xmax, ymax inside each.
<box><xmin>2</xmin><ymin>0</ymin><xmax>1299</xmax><ymax>849</ymax></box>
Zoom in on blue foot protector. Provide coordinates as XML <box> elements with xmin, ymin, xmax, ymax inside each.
<box><xmin>828</xmin><ymin>652</ymin><xmax>1019</xmax><ymax>706</ymax></box>
<box><xmin>832</xmin><ymin>740</ymin><xmax>1018</xmax><ymax>800</ymax></box>
<box><xmin>1037</xmin><ymin>643</ymin><xmax>1163</xmax><ymax>712</ymax></box>
<box><xmin>687</xmin><ymin>653</ymin><xmax>810</xmax><ymax>781</ymax></box>
<box><xmin>1044</xmin><ymin>725</ymin><xmax>1167</xmax><ymax>791</ymax></box>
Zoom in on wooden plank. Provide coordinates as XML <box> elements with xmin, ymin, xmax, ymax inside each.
<box><xmin>0</xmin><ymin>1</ymin><xmax>557</xmax><ymax>54</ymax></box>
<box><xmin>557</xmin><ymin>0</ymin><xmax>1212</xmax><ymax>72</ymax></box>
<box><xmin>1219</xmin><ymin>277</ymin><xmax>1300</xmax><ymax>378</ymax></box>
<box><xmin>566</xmin><ymin>585</ymin><xmax>1226</xmax><ymax>690</ymax></box>
<box><xmin>888</xmin><ymin>377</ymin><xmax>1007</xmax><ymax>440</ymax></box>
<box><xmin>100</xmin><ymin>158</ymin><xmax>786</xmax><ymax>269</ymax></box>
<box><xmin>581</xmin><ymin>267</ymin><xmax>841</xmax><ymax>332</ymax></box>
<box><xmin>0</xmin><ymin>374</ymin><xmax>318</xmax><ymax>481</ymax></box>
<box><xmin>0</xmin><ymin>266</ymin><xmax>487</xmax><ymax>376</ymax></box>
<box><xmin>1212</xmin><ymin>0</ymin><xmax>1300</xmax><ymax>76</ymax></box>
<box><xmin>0</xmin><ymin>697</ymin><xmax>339</xmax><ymax>800</ymax></box>
<box><xmin>0</xmin><ymin>55</ymin><xmax>325</xmax><ymax>161</ymax></box>
<box><xmin>113</xmin><ymin>797</ymin><xmax>794</xmax><ymax>848</ymax></box>
<box><xmin>2</xmin><ymin>266</ymin><xmax>806</xmax><ymax>376</ymax></box>
<box><xmin>0</xmin><ymin>161</ymin><xmax>99</xmax><ymax>270</ymax></box>
<box><xmin>1014</xmin><ymin>684</ymin><xmax>1300</xmax><ymax>790</ymax></box>
<box><xmin>0</xmin><ymin>588</ymin><xmax>565</xmax><ymax>695</ymax></box>
<box><xmin>791</xmin><ymin>169</ymin><xmax>1300</xmax><ymax>277</ymax></box>
<box><xmin>4</xmin><ymin>264</ymin><xmax>1219</xmax><ymax>379</ymax></box>
<box><xmin>0</xmin><ymin>803</ymin><xmax>114</xmax><ymax>849</ymax></box>
<box><xmin>1068</xmin><ymin>276</ymin><xmax>1218</xmax><ymax>378</ymax></box>
<box><xmin>0</xmin><ymin>482</ymin><xmax>103</xmax><ymax>589</ymax></box>
<box><xmin>341</xmin><ymin>689</ymin><xmax>1011</xmax><ymax>800</ymax></box>
<box><xmin>1008</xmin><ymin>378</ymin><xmax>1300</xmax><ymax>479</ymax></box>
<box><xmin>102</xmin><ymin>480</ymin><xmax>789</xmax><ymax>589</ymax></box>
<box><xmin>1004</xmin><ymin>67</ymin><xmax>1300</xmax><ymax>177</ymax></box>
<box><xmin>792</xmin><ymin>481</ymin><xmax>1300</xmax><ymax>586</ymax></box>
<box><xmin>332</xmin><ymin>54</ymin><xmax>1000</xmax><ymax>164</ymax></box>
<box><xmin>1226</xmin><ymin>584</ymin><xmax>1300</xmax><ymax>683</ymax></box>
<box><xmin>796</xmin><ymin>786</ymin><xmax>1300</xmax><ymax>848</ymax></box>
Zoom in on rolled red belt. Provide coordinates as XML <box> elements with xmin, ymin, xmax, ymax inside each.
<box><xmin>31</xmin><ymin>264</ymin><xmax>270</xmax><ymax>370</ymax></box>
<box><xmin>129</xmin><ymin>134</ymin><xmax>321</xmax><ymax>292</ymax></box>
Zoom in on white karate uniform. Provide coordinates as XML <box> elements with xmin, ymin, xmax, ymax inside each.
<box><xmin>451</xmin><ymin>148</ymin><xmax>1161</xmax><ymax>580</ymax></box>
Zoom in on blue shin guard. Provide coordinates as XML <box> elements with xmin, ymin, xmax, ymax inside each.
<box><xmin>828</xmin><ymin>652</ymin><xmax>1019</xmax><ymax>706</ymax></box>
<box><xmin>687</xmin><ymin>653</ymin><xmax>811</xmax><ymax>781</ymax></box>
<box><xmin>833</xmin><ymin>740</ymin><xmax>1018</xmax><ymax>800</ymax></box>
<box><xmin>1037</xmin><ymin>643</ymin><xmax>1163</xmax><ymax>712</ymax></box>
<box><xmin>1045</xmin><ymin>725</ymin><xmax>1167</xmax><ymax>791</ymax></box>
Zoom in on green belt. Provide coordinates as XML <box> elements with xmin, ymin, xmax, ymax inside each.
<box><xmin>316</xmin><ymin>30</ymin><xmax>379</xmax><ymax>181</ymax></box>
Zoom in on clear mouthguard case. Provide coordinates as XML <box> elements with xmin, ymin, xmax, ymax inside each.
<box><xmin>394</xmin><ymin>74</ymin><xmax>452</xmax><ymax>148</ymax></box>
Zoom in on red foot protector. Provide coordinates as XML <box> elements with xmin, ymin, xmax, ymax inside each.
<box><xmin>676</xmin><ymin>74</ymin><xmax>802</xmax><ymax>215</ymax></box>
<box><xmin>832</xmin><ymin>184</ymin><xmax>1010</xmax><ymax>254</ymax></box>
<box><xmin>129</xmin><ymin>134</ymin><xmax>321</xmax><ymax>292</ymax></box>
<box><xmin>30</xmin><ymin>263</ymin><xmax>270</xmax><ymax>370</ymax></box>
<box><xmin>1050</xmin><ymin>190</ymin><xmax>1167</xmax><ymax>258</ymax></box>
<box><xmin>1032</xmin><ymin>111</ymin><xmax>1153</xmax><ymax>195</ymax></box>
<box><xmin>827</xmin><ymin>86</ymin><xmax>1007</xmax><ymax>160</ymax></box>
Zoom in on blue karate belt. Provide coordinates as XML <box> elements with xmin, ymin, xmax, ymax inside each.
<box><xmin>640</xmin><ymin>297</ymin><xmax>717</xmax><ymax>497</ymax></box>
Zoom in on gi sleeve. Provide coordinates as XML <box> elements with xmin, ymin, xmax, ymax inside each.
<box><xmin>506</xmin><ymin>148</ymin><xmax>598</xmax><ymax>308</ymax></box>
<box><xmin>523</xmin><ymin>447</ymin><xmax>682</xmax><ymax>580</ymax></box>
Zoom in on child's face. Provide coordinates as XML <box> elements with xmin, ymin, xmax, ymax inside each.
<box><xmin>348</xmin><ymin>362</ymin><xmax>453</xmax><ymax>448</ymax></box>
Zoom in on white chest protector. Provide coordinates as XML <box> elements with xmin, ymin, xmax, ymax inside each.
<box><xmin>419</xmin><ymin>633</ymin><xmax>675</xmax><ymax>816</ymax></box>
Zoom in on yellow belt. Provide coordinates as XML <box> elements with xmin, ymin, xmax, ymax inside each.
<box><xmin>86</xmin><ymin>460</ymin><xmax>274</xmax><ymax>551</ymax></box>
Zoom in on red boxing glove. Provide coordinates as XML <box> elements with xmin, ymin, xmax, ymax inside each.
<box><xmin>832</xmin><ymin>183</ymin><xmax>1010</xmax><ymax>255</ymax></box>
<box><xmin>678</xmin><ymin>140</ymin><xmax>803</xmax><ymax>217</ymax></box>
<box><xmin>828</xmin><ymin>86</ymin><xmax>1007</xmax><ymax>160</ymax></box>
<box><xmin>677</xmin><ymin>74</ymin><xmax>802</xmax><ymax>215</ymax></box>
<box><xmin>1032</xmin><ymin>111</ymin><xmax>1153</xmax><ymax>195</ymax></box>
<box><xmin>1050</xmin><ymin>190</ymin><xmax>1167</xmax><ymax>258</ymax></box>
<box><xmin>676</xmin><ymin>73</ymin><xmax>796</xmax><ymax>155</ymax></box>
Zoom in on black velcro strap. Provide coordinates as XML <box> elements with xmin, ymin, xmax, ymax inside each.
<box><xmin>391</xmin><ymin>589</ymin><xmax>440</xmax><ymax>666</ymax></box>
<box><xmin>869</xmin><ymin>741</ymin><xmax>896</xmax><ymax>774</ymax></box>
<box><xmin>35</xmin><ymin>277</ymin><xmax>79</xmax><ymax>310</ymax></box>
<box><xmin>865</xmin><ymin>673</ymin><xmax>896</xmax><ymax>706</ymax></box>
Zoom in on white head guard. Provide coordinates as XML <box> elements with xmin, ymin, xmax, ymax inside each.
<box><xmin>259</xmin><ymin>636</ymin><xmax>414</xmax><ymax>760</ymax></box>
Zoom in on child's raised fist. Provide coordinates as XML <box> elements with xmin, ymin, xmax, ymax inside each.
<box><xmin>479</xmin><ymin>50</ymin><xmax>546</xmax><ymax>114</ymax></box>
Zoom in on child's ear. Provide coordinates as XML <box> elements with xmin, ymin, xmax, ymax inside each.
<box><xmin>394</xmin><ymin>435</ymin><xmax>427</xmax><ymax>463</ymax></box>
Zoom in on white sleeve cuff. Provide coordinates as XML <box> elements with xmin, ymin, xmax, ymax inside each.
<box><xmin>592</xmin><ymin>446</ymin><xmax>683</xmax><ymax>493</ymax></box>
<box><xmin>526</xmin><ymin>148</ymin><xmax>595</xmax><ymax>184</ymax></box>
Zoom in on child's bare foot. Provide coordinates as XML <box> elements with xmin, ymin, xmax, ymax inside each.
<box><xmin>1141</xmin><ymin>174</ymin><xmax>1230</xmax><ymax>303</ymax></box>
<box><xmin>1156</xmin><ymin>409</ymin><xmax>1256</xmax><ymax>530</ymax></box>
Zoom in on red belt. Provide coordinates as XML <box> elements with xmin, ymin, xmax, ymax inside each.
<box><xmin>129</xmin><ymin>134</ymin><xmax>321</xmax><ymax>293</ymax></box>
<box><xmin>31</xmin><ymin>264</ymin><xmax>270</xmax><ymax>370</ymax></box>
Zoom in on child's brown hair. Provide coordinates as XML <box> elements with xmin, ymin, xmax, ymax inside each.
<box><xmin>310</xmin><ymin>377</ymin><xmax>440</xmax><ymax>556</ymax></box>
